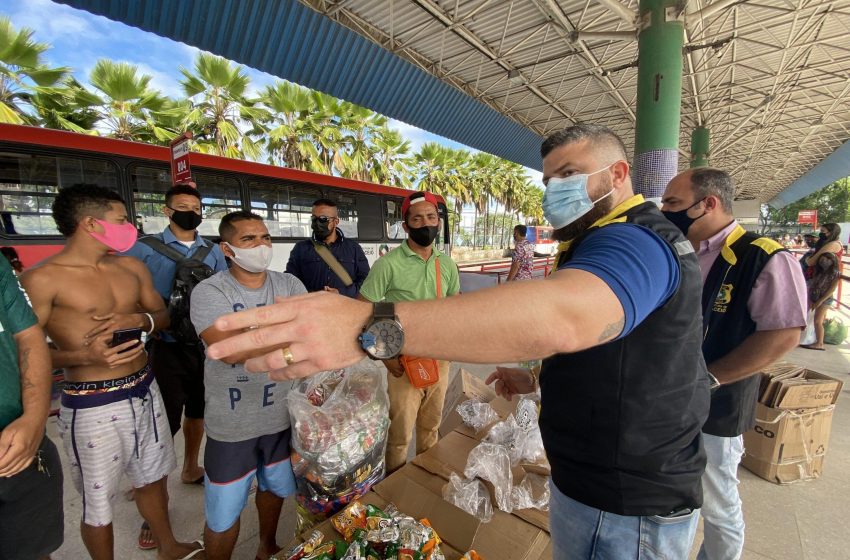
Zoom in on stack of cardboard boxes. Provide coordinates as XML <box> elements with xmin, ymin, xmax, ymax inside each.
<box><xmin>742</xmin><ymin>362</ymin><xmax>843</xmax><ymax>484</ymax></box>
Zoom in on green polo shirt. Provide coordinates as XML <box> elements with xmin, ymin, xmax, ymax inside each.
<box><xmin>360</xmin><ymin>241</ymin><xmax>460</xmax><ymax>303</ymax></box>
<box><xmin>0</xmin><ymin>257</ymin><xmax>38</xmax><ymax>430</ymax></box>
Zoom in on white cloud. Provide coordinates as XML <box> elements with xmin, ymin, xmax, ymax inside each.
<box><xmin>9</xmin><ymin>0</ymin><xmax>104</xmax><ymax>43</ymax></box>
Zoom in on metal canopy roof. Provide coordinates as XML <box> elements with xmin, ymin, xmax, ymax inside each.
<box><xmin>59</xmin><ymin>0</ymin><xmax>850</xmax><ymax>205</ymax></box>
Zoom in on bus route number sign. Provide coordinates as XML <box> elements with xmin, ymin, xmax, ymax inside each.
<box><xmin>170</xmin><ymin>132</ymin><xmax>193</xmax><ymax>185</ymax></box>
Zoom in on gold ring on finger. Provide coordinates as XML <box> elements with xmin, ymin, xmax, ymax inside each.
<box><xmin>281</xmin><ymin>346</ymin><xmax>295</xmax><ymax>366</ymax></box>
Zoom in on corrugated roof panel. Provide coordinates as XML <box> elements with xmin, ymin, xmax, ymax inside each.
<box><xmin>770</xmin><ymin>139</ymin><xmax>850</xmax><ymax>208</ymax></box>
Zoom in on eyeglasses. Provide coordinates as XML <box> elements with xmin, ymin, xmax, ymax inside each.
<box><xmin>312</xmin><ymin>215</ymin><xmax>337</xmax><ymax>224</ymax></box>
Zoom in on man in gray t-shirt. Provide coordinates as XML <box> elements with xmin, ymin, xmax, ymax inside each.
<box><xmin>189</xmin><ymin>211</ymin><xmax>306</xmax><ymax>560</ymax></box>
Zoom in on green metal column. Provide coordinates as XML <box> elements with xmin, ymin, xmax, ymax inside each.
<box><xmin>633</xmin><ymin>0</ymin><xmax>685</xmax><ymax>198</ymax></box>
<box><xmin>691</xmin><ymin>126</ymin><xmax>710</xmax><ymax>167</ymax></box>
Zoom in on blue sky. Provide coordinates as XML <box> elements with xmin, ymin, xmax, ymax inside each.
<box><xmin>2</xmin><ymin>0</ymin><xmax>544</xmax><ymax>186</ymax></box>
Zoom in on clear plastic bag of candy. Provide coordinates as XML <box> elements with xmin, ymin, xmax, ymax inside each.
<box><xmin>456</xmin><ymin>399</ymin><xmax>499</xmax><ymax>432</ymax></box>
<box><xmin>483</xmin><ymin>398</ymin><xmax>545</xmax><ymax>465</ymax></box>
<box><xmin>463</xmin><ymin>442</ymin><xmax>514</xmax><ymax>512</ymax></box>
<box><xmin>442</xmin><ymin>472</ymin><xmax>494</xmax><ymax>522</ymax></box>
<box><xmin>510</xmin><ymin>472</ymin><xmax>550</xmax><ymax>511</ymax></box>
<box><xmin>288</xmin><ymin>359</ymin><xmax>390</xmax><ymax>531</ymax></box>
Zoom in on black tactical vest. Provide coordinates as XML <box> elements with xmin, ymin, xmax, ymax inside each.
<box><xmin>540</xmin><ymin>201</ymin><xmax>710</xmax><ymax>516</ymax></box>
<box><xmin>701</xmin><ymin>227</ymin><xmax>785</xmax><ymax>436</ymax></box>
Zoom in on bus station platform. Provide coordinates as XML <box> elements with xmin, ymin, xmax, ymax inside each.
<box><xmin>47</xmin><ymin>304</ymin><xmax>850</xmax><ymax>560</ymax></box>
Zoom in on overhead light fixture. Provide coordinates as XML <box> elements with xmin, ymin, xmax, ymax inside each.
<box><xmin>508</xmin><ymin>69</ymin><xmax>523</xmax><ymax>85</ymax></box>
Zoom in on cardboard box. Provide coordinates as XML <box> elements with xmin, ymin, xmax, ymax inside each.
<box><xmin>772</xmin><ymin>370</ymin><xmax>843</xmax><ymax>409</ymax></box>
<box><xmin>288</xmin><ymin>464</ymin><xmax>552</xmax><ymax>560</ymax></box>
<box><xmin>440</xmin><ymin>369</ymin><xmax>497</xmax><ymax>437</ymax></box>
<box><xmin>374</xmin><ymin>464</ymin><xmax>551</xmax><ymax>560</ymax></box>
<box><xmin>757</xmin><ymin>366</ymin><xmax>843</xmax><ymax>409</ymax></box>
<box><xmin>742</xmin><ymin>403</ymin><xmax>836</xmax><ymax>484</ymax></box>
<box><xmin>741</xmin><ymin>455</ymin><xmax>825</xmax><ymax>484</ymax></box>
<box><xmin>413</xmin><ymin>431</ymin><xmax>551</xmax><ymax>533</ymax></box>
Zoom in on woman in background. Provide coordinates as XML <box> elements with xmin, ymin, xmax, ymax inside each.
<box><xmin>801</xmin><ymin>251</ymin><xmax>841</xmax><ymax>350</ymax></box>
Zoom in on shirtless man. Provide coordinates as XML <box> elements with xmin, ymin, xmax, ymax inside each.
<box><xmin>21</xmin><ymin>184</ymin><xmax>203</xmax><ymax>560</ymax></box>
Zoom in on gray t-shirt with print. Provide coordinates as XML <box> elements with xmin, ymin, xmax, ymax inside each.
<box><xmin>190</xmin><ymin>270</ymin><xmax>307</xmax><ymax>442</ymax></box>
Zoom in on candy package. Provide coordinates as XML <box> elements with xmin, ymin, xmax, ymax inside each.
<box><xmin>456</xmin><ymin>400</ymin><xmax>499</xmax><ymax>432</ymax></box>
<box><xmin>463</xmin><ymin>442</ymin><xmax>513</xmax><ymax>512</ymax></box>
<box><xmin>442</xmin><ymin>472</ymin><xmax>493</xmax><ymax>522</ymax></box>
<box><xmin>288</xmin><ymin>360</ymin><xmax>390</xmax><ymax>530</ymax></box>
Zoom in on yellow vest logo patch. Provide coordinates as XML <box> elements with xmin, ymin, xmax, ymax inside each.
<box><xmin>713</xmin><ymin>283</ymin><xmax>733</xmax><ymax>312</ymax></box>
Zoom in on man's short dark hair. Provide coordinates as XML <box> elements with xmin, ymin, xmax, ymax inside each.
<box><xmin>514</xmin><ymin>225</ymin><xmax>527</xmax><ymax>237</ymax></box>
<box><xmin>165</xmin><ymin>184</ymin><xmax>202</xmax><ymax>207</ymax></box>
<box><xmin>540</xmin><ymin>123</ymin><xmax>628</xmax><ymax>161</ymax></box>
<box><xmin>312</xmin><ymin>198</ymin><xmax>337</xmax><ymax>208</ymax></box>
<box><xmin>690</xmin><ymin>168</ymin><xmax>734</xmax><ymax>213</ymax></box>
<box><xmin>219</xmin><ymin>210</ymin><xmax>263</xmax><ymax>241</ymax></box>
<box><xmin>52</xmin><ymin>183</ymin><xmax>125</xmax><ymax>237</ymax></box>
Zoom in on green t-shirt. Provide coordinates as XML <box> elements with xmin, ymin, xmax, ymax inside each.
<box><xmin>360</xmin><ymin>241</ymin><xmax>460</xmax><ymax>303</ymax></box>
<box><xmin>0</xmin><ymin>257</ymin><xmax>38</xmax><ymax>429</ymax></box>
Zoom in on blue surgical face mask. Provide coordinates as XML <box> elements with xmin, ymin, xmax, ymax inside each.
<box><xmin>543</xmin><ymin>166</ymin><xmax>614</xmax><ymax>229</ymax></box>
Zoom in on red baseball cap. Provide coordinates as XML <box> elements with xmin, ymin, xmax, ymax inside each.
<box><xmin>402</xmin><ymin>191</ymin><xmax>439</xmax><ymax>218</ymax></box>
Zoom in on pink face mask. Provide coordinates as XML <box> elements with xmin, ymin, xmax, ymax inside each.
<box><xmin>88</xmin><ymin>219</ymin><xmax>138</xmax><ymax>252</ymax></box>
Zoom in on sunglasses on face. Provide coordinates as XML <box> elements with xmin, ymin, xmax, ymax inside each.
<box><xmin>312</xmin><ymin>215</ymin><xmax>337</xmax><ymax>224</ymax></box>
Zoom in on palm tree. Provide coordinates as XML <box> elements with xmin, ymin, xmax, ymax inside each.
<box><xmin>370</xmin><ymin>126</ymin><xmax>414</xmax><ymax>188</ymax></box>
<box><xmin>338</xmin><ymin>103</ymin><xmax>386</xmax><ymax>181</ymax></box>
<box><xmin>74</xmin><ymin>59</ymin><xmax>171</xmax><ymax>142</ymax></box>
<box><xmin>521</xmin><ymin>184</ymin><xmax>545</xmax><ymax>225</ymax></box>
<box><xmin>29</xmin><ymin>76</ymin><xmax>99</xmax><ymax>134</ymax></box>
<box><xmin>179</xmin><ymin>53</ymin><xmax>263</xmax><ymax>159</ymax></box>
<box><xmin>0</xmin><ymin>17</ymin><xmax>69</xmax><ymax>124</ymax></box>
<box><xmin>256</xmin><ymin>81</ymin><xmax>325</xmax><ymax>171</ymax></box>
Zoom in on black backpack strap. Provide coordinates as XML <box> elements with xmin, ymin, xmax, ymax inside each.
<box><xmin>140</xmin><ymin>236</ymin><xmax>213</xmax><ymax>264</ymax></box>
<box><xmin>139</xmin><ymin>236</ymin><xmax>184</xmax><ymax>262</ymax></box>
<box><xmin>190</xmin><ymin>241</ymin><xmax>213</xmax><ymax>263</ymax></box>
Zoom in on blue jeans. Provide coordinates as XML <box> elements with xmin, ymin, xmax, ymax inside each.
<box><xmin>697</xmin><ymin>434</ymin><xmax>745</xmax><ymax>560</ymax></box>
<box><xmin>550</xmin><ymin>480</ymin><xmax>699</xmax><ymax>559</ymax></box>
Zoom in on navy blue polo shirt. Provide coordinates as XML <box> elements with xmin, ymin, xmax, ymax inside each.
<box><xmin>285</xmin><ymin>230</ymin><xmax>370</xmax><ymax>298</ymax></box>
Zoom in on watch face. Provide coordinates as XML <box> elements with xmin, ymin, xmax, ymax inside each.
<box><xmin>361</xmin><ymin>319</ymin><xmax>404</xmax><ymax>359</ymax></box>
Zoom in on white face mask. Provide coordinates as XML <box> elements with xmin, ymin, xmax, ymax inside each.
<box><xmin>224</xmin><ymin>243</ymin><xmax>273</xmax><ymax>273</ymax></box>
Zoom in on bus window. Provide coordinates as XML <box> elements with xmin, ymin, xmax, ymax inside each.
<box><xmin>249</xmin><ymin>181</ymin><xmax>321</xmax><ymax>238</ymax></box>
<box><xmin>130</xmin><ymin>166</ymin><xmax>241</xmax><ymax>237</ymax></box>
<box><xmin>353</xmin><ymin>194</ymin><xmax>382</xmax><ymax>241</ymax></box>
<box><xmin>328</xmin><ymin>192</ymin><xmax>359</xmax><ymax>239</ymax></box>
<box><xmin>0</xmin><ymin>152</ymin><xmax>119</xmax><ymax>236</ymax></box>
<box><xmin>385</xmin><ymin>197</ymin><xmax>406</xmax><ymax>240</ymax></box>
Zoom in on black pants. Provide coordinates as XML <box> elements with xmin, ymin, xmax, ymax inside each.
<box><xmin>0</xmin><ymin>435</ymin><xmax>63</xmax><ymax>560</ymax></box>
<box><xmin>149</xmin><ymin>338</ymin><xmax>205</xmax><ymax>437</ymax></box>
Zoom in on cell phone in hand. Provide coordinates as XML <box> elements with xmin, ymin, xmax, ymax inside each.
<box><xmin>111</xmin><ymin>328</ymin><xmax>143</xmax><ymax>352</ymax></box>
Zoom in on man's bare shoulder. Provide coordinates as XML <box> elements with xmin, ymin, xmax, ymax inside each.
<box><xmin>20</xmin><ymin>258</ymin><xmax>66</xmax><ymax>292</ymax></box>
<box><xmin>111</xmin><ymin>253</ymin><xmax>148</xmax><ymax>274</ymax></box>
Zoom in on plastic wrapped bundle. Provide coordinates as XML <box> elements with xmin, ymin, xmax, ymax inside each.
<box><xmin>288</xmin><ymin>360</ymin><xmax>389</xmax><ymax>530</ymax></box>
<box><xmin>442</xmin><ymin>472</ymin><xmax>494</xmax><ymax>522</ymax></box>
<box><xmin>456</xmin><ymin>400</ymin><xmax>499</xmax><ymax>432</ymax></box>
<box><xmin>510</xmin><ymin>472</ymin><xmax>550</xmax><ymax>511</ymax></box>
<box><xmin>464</xmin><ymin>442</ymin><xmax>514</xmax><ymax>512</ymax></box>
<box><xmin>484</xmin><ymin>397</ymin><xmax>545</xmax><ymax>465</ymax></box>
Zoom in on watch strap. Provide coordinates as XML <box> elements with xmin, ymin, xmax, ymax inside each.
<box><xmin>373</xmin><ymin>302</ymin><xmax>396</xmax><ymax>320</ymax></box>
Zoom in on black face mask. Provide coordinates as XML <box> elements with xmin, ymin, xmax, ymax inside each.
<box><xmin>311</xmin><ymin>217</ymin><xmax>334</xmax><ymax>241</ymax></box>
<box><xmin>168</xmin><ymin>208</ymin><xmax>202</xmax><ymax>231</ymax></box>
<box><xmin>408</xmin><ymin>225</ymin><xmax>439</xmax><ymax>247</ymax></box>
<box><xmin>662</xmin><ymin>198</ymin><xmax>706</xmax><ymax>236</ymax></box>
<box><xmin>819</xmin><ymin>232</ymin><xmax>828</xmax><ymax>241</ymax></box>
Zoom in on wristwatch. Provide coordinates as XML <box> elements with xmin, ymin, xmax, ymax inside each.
<box><xmin>359</xmin><ymin>302</ymin><xmax>405</xmax><ymax>360</ymax></box>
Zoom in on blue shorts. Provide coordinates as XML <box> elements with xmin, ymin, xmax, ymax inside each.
<box><xmin>204</xmin><ymin>430</ymin><xmax>296</xmax><ymax>532</ymax></box>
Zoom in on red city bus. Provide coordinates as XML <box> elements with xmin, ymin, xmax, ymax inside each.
<box><xmin>0</xmin><ymin>123</ymin><xmax>449</xmax><ymax>270</ymax></box>
<box><xmin>525</xmin><ymin>225</ymin><xmax>556</xmax><ymax>256</ymax></box>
